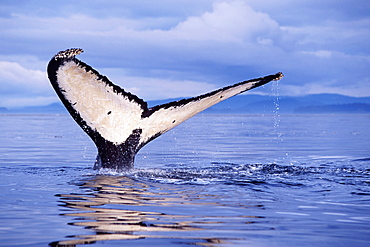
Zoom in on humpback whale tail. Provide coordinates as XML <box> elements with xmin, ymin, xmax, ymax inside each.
<box><xmin>47</xmin><ymin>48</ymin><xmax>283</xmax><ymax>171</ymax></box>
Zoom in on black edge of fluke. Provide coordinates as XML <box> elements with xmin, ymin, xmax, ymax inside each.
<box><xmin>47</xmin><ymin>48</ymin><xmax>97</xmax><ymax>140</ymax></box>
<box><xmin>47</xmin><ymin>48</ymin><xmax>284</xmax><ymax>172</ymax></box>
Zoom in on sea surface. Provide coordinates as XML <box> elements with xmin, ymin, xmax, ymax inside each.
<box><xmin>0</xmin><ymin>114</ymin><xmax>369</xmax><ymax>247</ymax></box>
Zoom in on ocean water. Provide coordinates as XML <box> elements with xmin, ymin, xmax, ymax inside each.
<box><xmin>0</xmin><ymin>114</ymin><xmax>369</xmax><ymax>247</ymax></box>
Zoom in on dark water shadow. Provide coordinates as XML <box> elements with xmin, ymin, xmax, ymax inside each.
<box><xmin>49</xmin><ymin>175</ymin><xmax>264</xmax><ymax>247</ymax></box>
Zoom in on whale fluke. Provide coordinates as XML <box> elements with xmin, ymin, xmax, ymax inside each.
<box><xmin>47</xmin><ymin>48</ymin><xmax>283</xmax><ymax>170</ymax></box>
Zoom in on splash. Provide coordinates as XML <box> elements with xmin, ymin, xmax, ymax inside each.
<box><xmin>91</xmin><ymin>162</ymin><xmax>370</xmax><ymax>187</ymax></box>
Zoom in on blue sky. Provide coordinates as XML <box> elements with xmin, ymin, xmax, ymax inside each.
<box><xmin>1</xmin><ymin>0</ymin><xmax>369</xmax><ymax>108</ymax></box>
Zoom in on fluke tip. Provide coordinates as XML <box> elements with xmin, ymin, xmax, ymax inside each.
<box><xmin>54</xmin><ymin>48</ymin><xmax>84</xmax><ymax>60</ymax></box>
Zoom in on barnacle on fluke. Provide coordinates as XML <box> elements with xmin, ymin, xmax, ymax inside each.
<box><xmin>54</xmin><ymin>48</ymin><xmax>84</xmax><ymax>60</ymax></box>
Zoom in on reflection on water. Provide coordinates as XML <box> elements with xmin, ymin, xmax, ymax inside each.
<box><xmin>50</xmin><ymin>175</ymin><xmax>262</xmax><ymax>246</ymax></box>
<box><xmin>49</xmin><ymin>160</ymin><xmax>370</xmax><ymax>246</ymax></box>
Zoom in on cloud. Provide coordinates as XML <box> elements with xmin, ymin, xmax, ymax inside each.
<box><xmin>0</xmin><ymin>60</ymin><xmax>56</xmax><ymax>108</ymax></box>
<box><xmin>0</xmin><ymin>61</ymin><xmax>49</xmax><ymax>93</ymax></box>
<box><xmin>97</xmin><ymin>68</ymin><xmax>217</xmax><ymax>101</ymax></box>
<box><xmin>1</xmin><ymin>1</ymin><xmax>284</xmax><ymax>65</ymax></box>
<box><xmin>282</xmin><ymin>18</ymin><xmax>370</xmax><ymax>55</ymax></box>
<box><xmin>171</xmin><ymin>1</ymin><xmax>281</xmax><ymax>42</ymax></box>
<box><xmin>0</xmin><ymin>0</ymin><xmax>370</xmax><ymax>108</ymax></box>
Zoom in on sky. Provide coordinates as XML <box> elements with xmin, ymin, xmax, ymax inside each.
<box><xmin>0</xmin><ymin>0</ymin><xmax>369</xmax><ymax>108</ymax></box>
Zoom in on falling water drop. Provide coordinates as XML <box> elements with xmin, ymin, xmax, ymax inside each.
<box><xmin>272</xmin><ymin>80</ymin><xmax>281</xmax><ymax>133</ymax></box>
<box><xmin>271</xmin><ymin>79</ymin><xmax>289</xmax><ymax>161</ymax></box>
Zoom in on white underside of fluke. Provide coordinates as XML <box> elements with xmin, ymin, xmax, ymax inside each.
<box><xmin>57</xmin><ymin>61</ymin><xmax>144</xmax><ymax>145</ymax></box>
<box><xmin>56</xmin><ymin>59</ymin><xmax>282</xmax><ymax>147</ymax></box>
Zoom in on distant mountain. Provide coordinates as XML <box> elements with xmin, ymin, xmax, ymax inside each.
<box><xmin>2</xmin><ymin>94</ymin><xmax>370</xmax><ymax>114</ymax></box>
<box><xmin>204</xmin><ymin>94</ymin><xmax>370</xmax><ymax>114</ymax></box>
<box><xmin>148</xmin><ymin>94</ymin><xmax>370</xmax><ymax>114</ymax></box>
<box><xmin>6</xmin><ymin>103</ymin><xmax>68</xmax><ymax>114</ymax></box>
<box><xmin>0</xmin><ymin>107</ymin><xmax>8</xmax><ymax>113</ymax></box>
<box><xmin>198</xmin><ymin>94</ymin><xmax>370</xmax><ymax>114</ymax></box>
<box><xmin>295</xmin><ymin>103</ymin><xmax>370</xmax><ymax>113</ymax></box>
